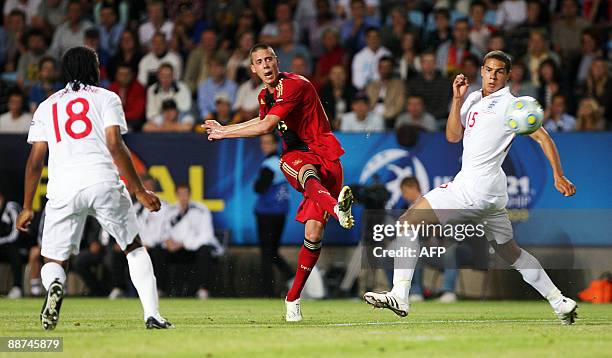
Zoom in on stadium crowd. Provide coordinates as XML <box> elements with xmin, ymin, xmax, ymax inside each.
<box><xmin>0</xmin><ymin>0</ymin><xmax>611</xmax><ymax>298</ymax></box>
<box><xmin>0</xmin><ymin>0</ymin><xmax>609</xmax><ymax>135</ymax></box>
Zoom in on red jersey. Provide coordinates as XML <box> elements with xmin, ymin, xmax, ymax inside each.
<box><xmin>258</xmin><ymin>72</ymin><xmax>344</xmax><ymax>160</ymax></box>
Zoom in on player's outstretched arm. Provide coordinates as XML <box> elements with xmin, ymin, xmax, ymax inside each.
<box><xmin>529</xmin><ymin>127</ymin><xmax>576</xmax><ymax>197</ymax></box>
<box><xmin>202</xmin><ymin>117</ymin><xmax>261</xmax><ymax>133</ymax></box>
<box><xmin>16</xmin><ymin>141</ymin><xmax>48</xmax><ymax>232</ymax></box>
<box><xmin>206</xmin><ymin>115</ymin><xmax>280</xmax><ymax>140</ymax></box>
<box><xmin>446</xmin><ymin>74</ymin><xmax>469</xmax><ymax>143</ymax></box>
<box><xmin>105</xmin><ymin>125</ymin><xmax>161</xmax><ymax>211</ymax></box>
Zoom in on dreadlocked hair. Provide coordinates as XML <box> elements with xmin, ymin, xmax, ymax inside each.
<box><xmin>61</xmin><ymin>46</ymin><xmax>100</xmax><ymax>91</ymax></box>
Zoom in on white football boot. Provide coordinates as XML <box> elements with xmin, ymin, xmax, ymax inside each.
<box><xmin>285</xmin><ymin>298</ymin><xmax>303</xmax><ymax>322</ymax></box>
<box><xmin>552</xmin><ymin>296</ymin><xmax>578</xmax><ymax>325</ymax></box>
<box><xmin>334</xmin><ymin>186</ymin><xmax>354</xmax><ymax>229</ymax></box>
<box><xmin>363</xmin><ymin>291</ymin><xmax>410</xmax><ymax>317</ymax></box>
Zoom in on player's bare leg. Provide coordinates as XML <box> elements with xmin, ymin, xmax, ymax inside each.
<box><xmin>297</xmin><ymin>164</ymin><xmax>354</xmax><ymax>229</ymax></box>
<box><xmin>285</xmin><ymin>220</ymin><xmax>325</xmax><ymax>322</ymax></box>
<box><xmin>124</xmin><ymin>237</ymin><xmax>173</xmax><ymax>329</ymax></box>
<box><xmin>364</xmin><ymin>197</ymin><xmax>438</xmax><ymax>317</ymax></box>
<box><xmin>40</xmin><ymin>258</ymin><xmax>67</xmax><ymax>330</ymax></box>
<box><xmin>491</xmin><ymin>240</ymin><xmax>578</xmax><ymax>325</ymax></box>
<box><xmin>28</xmin><ymin>246</ymin><xmax>43</xmax><ymax>296</ymax></box>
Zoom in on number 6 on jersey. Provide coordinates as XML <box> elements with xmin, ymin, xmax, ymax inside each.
<box><xmin>53</xmin><ymin>98</ymin><xmax>93</xmax><ymax>142</ymax></box>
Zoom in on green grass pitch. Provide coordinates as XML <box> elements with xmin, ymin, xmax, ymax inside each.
<box><xmin>1</xmin><ymin>298</ymin><xmax>611</xmax><ymax>357</ymax></box>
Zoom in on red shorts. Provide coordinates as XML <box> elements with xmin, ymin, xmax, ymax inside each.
<box><xmin>279</xmin><ymin>150</ymin><xmax>343</xmax><ymax>224</ymax></box>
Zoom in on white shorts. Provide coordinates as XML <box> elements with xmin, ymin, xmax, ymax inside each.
<box><xmin>41</xmin><ymin>181</ymin><xmax>139</xmax><ymax>261</ymax></box>
<box><xmin>423</xmin><ymin>181</ymin><xmax>513</xmax><ymax>245</ymax></box>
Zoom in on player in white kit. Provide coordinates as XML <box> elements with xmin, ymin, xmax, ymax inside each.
<box><xmin>15</xmin><ymin>47</ymin><xmax>172</xmax><ymax>330</ymax></box>
<box><xmin>364</xmin><ymin>51</ymin><xmax>579</xmax><ymax>324</ymax></box>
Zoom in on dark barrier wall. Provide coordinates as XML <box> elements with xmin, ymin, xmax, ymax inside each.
<box><xmin>1</xmin><ymin>133</ymin><xmax>611</xmax><ymax>245</ymax></box>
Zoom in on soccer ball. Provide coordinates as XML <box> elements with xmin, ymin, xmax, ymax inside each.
<box><xmin>505</xmin><ymin>96</ymin><xmax>544</xmax><ymax>135</ymax></box>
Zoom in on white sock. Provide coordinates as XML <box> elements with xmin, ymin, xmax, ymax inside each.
<box><xmin>126</xmin><ymin>247</ymin><xmax>160</xmax><ymax>321</ymax></box>
<box><xmin>511</xmin><ymin>249</ymin><xmax>558</xmax><ymax>301</ymax></box>
<box><xmin>41</xmin><ymin>262</ymin><xmax>66</xmax><ymax>291</ymax></box>
<box><xmin>390</xmin><ymin>229</ymin><xmax>419</xmax><ymax>300</ymax></box>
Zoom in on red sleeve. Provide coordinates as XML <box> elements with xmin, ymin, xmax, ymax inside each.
<box><xmin>125</xmin><ymin>82</ymin><xmax>146</xmax><ymax>121</ymax></box>
<box><xmin>267</xmin><ymin>79</ymin><xmax>305</xmax><ymax>120</ymax></box>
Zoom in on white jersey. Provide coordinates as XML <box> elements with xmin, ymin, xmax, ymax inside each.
<box><xmin>456</xmin><ymin>86</ymin><xmax>515</xmax><ymax>197</ymax></box>
<box><xmin>27</xmin><ymin>83</ymin><xmax>127</xmax><ymax>203</ymax></box>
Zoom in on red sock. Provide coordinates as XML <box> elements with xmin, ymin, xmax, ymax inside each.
<box><xmin>304</xmin><ymin>178</ymin><xmax>338</xmax><ymax>220</ymax></box>
<box><xmin>286</xmin><ymin>241</ymin><xmax>321</xmax><ymax>302</ymax></box>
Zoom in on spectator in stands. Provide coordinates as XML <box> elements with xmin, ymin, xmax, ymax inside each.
<box><xmin>398</xmin><ymin>31</ymin><xmax>421</xmax><ymax>82</ymax></box>
<box><xmin>381</xmin><ymin>6</ymin><xmax>419</xmax><ymax>57</ymax></box>
<box><xmin>573</xmin><ymin>29</ymin><xmax>603</xmax><ymax>85</ymax></box>
<box><xmin>509</xmin><ymin>60</ymin><xmax>537</xmax><ymax>98</ymax></box>
<box><xmin>227</xmin><ymin>31</ymin><xmax>256</xmax><ymax>85</ymax></box>
<box><xmin>234</xmin><ymin>9</ymin><xmax>259</xmax><ymax>39</ymax></box>
<box><xmin>575</xmin><ymin>97</ymin><xmax>605</xmax><ymax>131</ymax></box>
<box><xmin>143</xmin><ymin>99</ymin><xmax>193</xmax><ymax>133</ymax></box>
<box><xmin>204</xmin><ymin>93</ymin><xmax>240</xmax><ymax>126</ymax></box>
<box><xmin>170</xmin><ymin>3</ymin><xmax>206</xmax><ymax>58</ymax></box>
<box><xmin>339</xmin><ymin>91</ymin><xmax>384</xmax><ymax>132</ymax></box>
<box><xmin>31</xmin><ymin>0</ymin><xmax>66</xmax><ymax>33</ymax></box>
<box><xmin>137</xmin><ymin>32</ymin><xmax>182</xmax><ymax>87</ymax></box>
<box><xmin>579</xmin><ymin>58</ymin><xmax>612</xmax><ymax>127</ymax></box>
<box><xmin>468</xmin><ymin>1</ymin><xmax>494</xmax><ymax>54</ymax></box>
<box><xmin>234</xmin><ymin>72</ymin><xmax>263</xmax><ymax>121</ymax></box>
<box><xmin>314</xmin><ymin>28</ymin><xmax>347</xmax><ymax>88</ymax></box>
<box><xmin>146</xmin><ymin>63</ymin><xmax>191</xmax><ymax>122</ymax></box>
<box><xmin>28</xmin><ymin>56</ymin><xmax>62</xmax><ymax>112</ymax></box>
<box><xmin>340</xmin><ymin>0</ymin><xmax>379</xmax><ymax>55</ymax></box>
<box><xmin>274</xmin><ymin>22</ymin><xmax>311</xmax><ymax>73</ymax></box>
<box><xmin>98</xmin><ymin>2</ymin><xmax>124</xmax><ymax>58</ymax></box>
<box><xmin>184</xmin><ymin>30</ymin><xmax>227</xmax><ymax>94</ymax></box>
<box><xmin>2</xmin><ymin>9</ymin><xmax>27</xmax><ymax>74</ymax></box>
<box><xmin>395</xmin><ymin>95</ymin><xmax>438</xmax><ymax>132</ymax></box>
<box><xmin>510</xmin><ymin>0</ymin><xmax>546</xmax><ymax>57</ymax></box>
<box><xmin>259</xmin><ymin>2</ymin><xmax>299</xmax><ymax>47</ymax></box>
<box><xmin>320</xmin><ymin>65</ymin><xmax>357</xmax><ymax>129</ymax></box>
<box><xmin>73</xmin><ymin>218</ymin><xmax>107</xmax><ymax>296</ymax></box>
<box><xmin>109</xmin><ymin>63</ymin><xmax>146</xmax><ymax>132</ymax></box>
<box><xmin>0</xmin><ymin>191</ymin><xmax>23</xmax><ymax>298</ymax></box>
<box><xmin>544</xmin><ymin>93</ymin><xmax>576</xmax><ymax>132</ymax></box>
<box><xmin>424</xmin><ymin>8</ymin><xmax>451</xmax><ymax>51</ymax></box>
<box><xmin>197</xmin><ymin>55</ymin><xmax>237</xmax><ymax>119</ymax></box>
<box><xmin>462</xmin><ymin>54</ymin><xmax>482</xmax><ymax>95</ymax></box>
<box><xmin>496</xmin><ymin>0</ymin><xmax>527</xmax><ymax>32</ymax></box>
<box><xmin>366</xmin><ymin>56</ymin><xmax>405</xmax><ymax>128</ymax></box>
<box><xmin>206</xmin><ymin>0</ymin><xmax>244</xmax><ymax>41</ymax></box>
<box><xmin>16</xmin><ymin>29</ymin><xmax>47</xmax><ymax>89</ymax></box>
<box><xmin>290</xmin><ymin>54</ymin><xmax>314</xmax><ymax>85</ymax></box>
<box><xmin>83</xmin><ymin>29</ymin><xmax>109</xmax><ymax>85</ymax></box>
<box><xmin>254</xmin><ymin>133</ymin><xmax>292</xmax><ymax>297</ymax></box>
<box><xmin>406</xmin><ymin>51</ymin><xmax>452</xmax><ymax>121</ymax></box>
<box><xmin>0</xmin><ymin>90</ymin><xmax>31</xmax><ymax>133</ymax></box>
<box><xmin>307</xmin><ymin>0</ymin><xmax>342</xmax><ymax>58</ymax></box>
<box><xmin>138</xmin><ymin>0</ymin><xmax>173</xmax><ymax>49</ymax></box>
<box><xmin>49</xmin><ymin>0</ymin><xmax>92</xmax><ymax>60</ymax></box>
<box><xmin>162</xmin><ymin>184</ymin><xmax>223</xmax><ymax>299</ymax></box>
<box><xmin>523</xmin><ymin>29</ymin><xmax>560</xmax><ymax>87</ymax></box>
<box><xmin>107</xmin><ymin>29</ymin><xmax>142</xmax><ymax>84</ymax></box>
<box><xmin>351</xmin><ymin>27</ymin><xmax>391</xmax><ymax>90</ymax></box>
<box><xmin>436</xmin><ymin>18</ymin><xmax>482</xmax><ymax>77</ymax></box>
<box><xmin>131</xmin><ymin>175</ymin><xmax>169</xmax><ymax>296</ymax></box>
<box><xmin>487</xmin><ymin>32</ymin><xmax>506</xmax><ymax>53</ymax></box>
<box><xmin>552</xmin><ymin>0</ymin><xmax>591</xmax><ymax>63</ymax></box>
<box><xmin>537</xmin><ymin>59</ymin><xmax>565</xmax><ymax>110</ymax></box>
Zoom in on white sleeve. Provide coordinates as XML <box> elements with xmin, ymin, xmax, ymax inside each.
<box><xmin>27</xmin><ymin>106</ymin><xmax>47</xmax><ymax>143</ymax></box>
<box><xmin>103</xmin><ymin>93</ymin><xmax>128</xmax><ymax>134</ymax></box>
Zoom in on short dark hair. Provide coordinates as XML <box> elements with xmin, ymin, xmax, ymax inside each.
<box><xmin>378</xmin><ymin>56</ymin><xmax>395</xmax><ymax>66</ymax></box>
<box><xmin>482</xmin><ymin>50</ymin><xmax>512</xmax><ymax>72</ymax></box>
<box><xmin>364</xmin><ymin>26</ymin><xmax>379</xmax><ymax>36</ymax></box>
<box><xmin>159</xmin><ymin>62</ymin><xmax>174</xmax><ymax>73</ymax></box>
<box><xmin>400</xmin><ymin>177</ymin><xmax>421</xmax><ymax>191</ymax></box>
<box><xmin>38</xmin><ymin>56</ymin><xmax>56</xmax><ymax>71</ymax></box>
<box><xmin>61</xmin><ymin>46</ymin><xmax>100</xmax><ymax>91</ymax></box>
<box><xmin>469</xmin><ymin>0</ymin><xmax>486</xmax><ymax>10</ymax></box>
<box><xmin>161</xmin><ymin>99</ymin><xmax>177</xmax><ymax>111</ymax></box>
<box><xmin>84</xmin><ymin>28</ymin><xmax>100</xmax><ymax>40</ymax></box>
<box><xmin>249</xmin><ymin>43</ymin><xmax>275</xmax><ymax>64</ymax></box>
<box><xmin>176</xmin><ymin>183</ymin><xmax>190</xmax><ymax>192</ymax></box>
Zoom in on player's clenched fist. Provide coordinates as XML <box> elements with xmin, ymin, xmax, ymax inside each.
<box><xmin>554</xmin><ymin>176</ymin><xmax>576</xmax><ymax>197</ymax></box>
<box><xmin>135</xmin><ymin>190</ymin><xmax>161</xmax><ymax>212</ymax></box>
<box><xmin>16</xmin><ymin>209</ymin><xmax>34</xmax><ymax>232</ymax></box>
<box><xmin>453</xmin><ymin>74</ymin><xmax>469</xmax><ymax>99</ymax></box>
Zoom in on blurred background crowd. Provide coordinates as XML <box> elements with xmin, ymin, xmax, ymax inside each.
<box><xmin>0</xmin><ymin>0</ymin><xmax>609</xmax><ymax>136</ymax></box>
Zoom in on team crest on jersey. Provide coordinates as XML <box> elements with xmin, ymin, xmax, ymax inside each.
<box><xmin>486</xmin><ymin>100</ymin><xmax>499</xmax><ymax>111</ymax></box>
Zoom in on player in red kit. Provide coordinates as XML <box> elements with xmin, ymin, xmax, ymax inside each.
<box><xmin>203</xmin><ymin>44</ymin><xmax>354</xmax><ymax>322</ymax></box>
